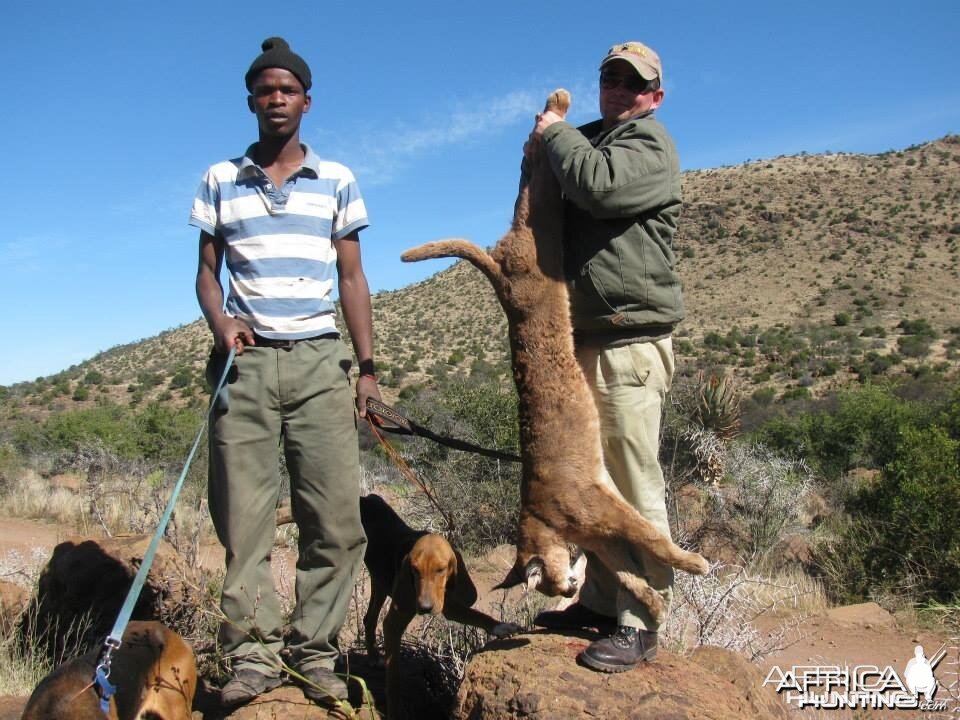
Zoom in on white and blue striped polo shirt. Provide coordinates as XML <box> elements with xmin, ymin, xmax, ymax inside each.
<box><xmin>189</xmin><ymin>144</ymin><xmax>368</xmax><ymax>339</ymax></box>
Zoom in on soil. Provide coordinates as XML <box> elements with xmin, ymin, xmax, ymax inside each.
<box><xmin>1</xmin><ymin>515</ymin><xmax>956</xmax><ymax>719</ymax></box>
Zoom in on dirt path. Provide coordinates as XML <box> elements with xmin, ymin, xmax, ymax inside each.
<box><xmin>0</xmin><ymin>516</ymin><xmax>76</xmax><ymax>557</ymax></box>
<box><xmin>756</xmin><ymin>604</ymin><xmax>957</xmax><ymax>719</ymax></box>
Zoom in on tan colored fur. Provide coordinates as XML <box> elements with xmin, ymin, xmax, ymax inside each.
<box><xmin>21</xmin><ymin>621</ymin><xmax>196</xmax><ymax>720</ymax></box>
<box><xmin>401</xmin><ymin>90</ymin><xmax>708</xmax><ymax>622</ymax></box>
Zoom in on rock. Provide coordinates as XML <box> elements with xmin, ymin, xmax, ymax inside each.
<box><xmin>780</xmin><ymin>534</ymin><xmax>813</xmax><ymax>568</ymax></box>
<box><xmin>826</xmin><ymin>602</ymin><xmax>896</xmax><ymax>630</ymax></box>
<box><xmin>16</xmin><ymin>535</ymin><xmax>200</xmax><ymax>660</ymax></box>
<box><xmin>48</xmin><ymin>472</ymin><xmax>85</xmax><ymax>493</ymax></box>
<box><xmin>223</xmin><ymin>686</ymin><xmax>379</xmax><ymax>719</ymax></box>
<box><xmin>455</xmin><ymin>632</ymin><xmax>789</xmax><ymax>719</ymax></box>
<box><xmin>0</xmin><ymin>580</ymin><xmax>28</xmax><ymax>629</ymax></box>
<box><xmin>690</xmin><ymin>646</ymin><xmax>789</xmax><ymax>718</ymax></box>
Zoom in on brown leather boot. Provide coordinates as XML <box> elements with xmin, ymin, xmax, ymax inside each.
<box><xmin>578</xmin><ymin>626</ymin><xmax>657</xmax><ymax>672</ymax></box>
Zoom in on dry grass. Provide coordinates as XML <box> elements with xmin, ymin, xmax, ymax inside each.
<box><xmin>0</xmin><ymin>616</ymin><xmax>95</xmax><ymax>696</ymax></box>
<box><xmin>0</xmin><ymin>466</ymin><xmax>212</xmax><ymax>547</ymax></box>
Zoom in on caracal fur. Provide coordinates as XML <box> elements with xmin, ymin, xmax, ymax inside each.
<box><xmin>401</xmin><ymin>90</ymin><xmax>708</xmax><ymax>622</ymax></box>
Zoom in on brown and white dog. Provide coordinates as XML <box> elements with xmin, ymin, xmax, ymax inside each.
<box><xmin>401</xmin><ymin>90</ymin><xmax>709</xmax><ymax>623</ymax></box>
<box><xmin>359</xmin><ymin>494</ymin><xmax>519</xmax><ymax>716</ymax></box>
<box><xmin>20</xmin><ymin>620</ymin><xmax>196</xmax><ymax>720</ymax></box>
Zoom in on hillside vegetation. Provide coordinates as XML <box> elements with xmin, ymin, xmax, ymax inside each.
<box><xmin>1</xmin><ymin>135</ymin><xmax>958</xmax><ymax>422</ymax></box>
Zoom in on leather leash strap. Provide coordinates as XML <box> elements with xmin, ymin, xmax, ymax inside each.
<box><xmin>365</xmin><ymin>415</ymin><xmax>454</xmax><ymax>532</ymax></box>
<box><xmin>365</xmin><ymin>398</ymin><xmax>521</xmax><ymax>464</ymax></box>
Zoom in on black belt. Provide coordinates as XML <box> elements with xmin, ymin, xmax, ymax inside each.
<box><xmin>253</xmin><ymin>332</ymin><xmax>339</xmax><ymax>349</ymax></box>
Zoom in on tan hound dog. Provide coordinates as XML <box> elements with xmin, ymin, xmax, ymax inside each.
<box><xmin>21</xmin><ymin>621</ymin><xmax>196</xmax><ymax>720</ymax></box>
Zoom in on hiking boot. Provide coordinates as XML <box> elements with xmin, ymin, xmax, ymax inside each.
<box><xmin>220</xmin><ymin>667</ymin><xmax>282</xmax><ymax>708</ymax></box>
<box><xmin>534</xmin><ymin>603</ymin><xmax>617</xmax><ymax>634</ymax></box>
<box><xmin>578</xmin><ymin>626</ymin><xmax>658</xmax><ymax>672</ymax></box>
<box><xmin>297</xmin><ymin>665</ymin><xmax>349</xmax><ymax>705</ymax></box>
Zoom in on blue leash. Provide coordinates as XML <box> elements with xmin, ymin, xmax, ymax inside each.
<box><xmin>93</xmin><ymin>346</ymin><xmax>236</xmax><ymax>713</ymax></box>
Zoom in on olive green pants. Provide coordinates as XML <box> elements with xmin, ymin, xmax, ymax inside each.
<box><xmin>575</xmin><ymin>337</ymin><xmax>675</xmax><ymax>632</ymax></box>
<box><xmin>207</xmin><ymin>338</ymin><xmax>367</xmax><ymax>673</ymax></box>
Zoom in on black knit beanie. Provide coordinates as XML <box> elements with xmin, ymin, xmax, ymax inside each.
<box><xmin>245</xmin><ymin>37</ymin><xmax>312</xmax><ymax>91</ymax></box>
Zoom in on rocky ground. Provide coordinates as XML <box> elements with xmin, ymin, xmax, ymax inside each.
<box><xmin>0</xmin><ymin>516</ymin><xmax>955</xmax><ymax>719</ymax></box>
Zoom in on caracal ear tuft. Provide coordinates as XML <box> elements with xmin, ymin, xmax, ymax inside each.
<box><xmin>545</xmin><ymin>89</ymin><xmax>571</xmax><ymax>119</ymax></box>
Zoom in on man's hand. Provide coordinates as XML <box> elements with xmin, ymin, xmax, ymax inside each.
<box><xmin>533</xmin><ymin>110</ymin><xmax>564</xmax><ymax>137</ymax></box>
<box><xmin>356</xmin><ymin>375</ymin><xmax>381</xmax><ymax>418</ymax></box>
<box><xmin>524</xmin><ymin>109</ymin><xmax>565</xmax><ymax>161</ymax></box>
<box><xmin>211</xmin><ymin>316</ymin><xmax>255</xmax><ymax>354</ymax></box>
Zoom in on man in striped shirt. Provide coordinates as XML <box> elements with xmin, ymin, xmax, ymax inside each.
<box><xmin>191</xmin><ymin>37</ymin><xmax>379</xmax><ymax>708</ymax></box>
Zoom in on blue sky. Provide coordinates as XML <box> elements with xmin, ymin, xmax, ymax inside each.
<box><xmin>1</xmin><ymin>0</ymin><xmax>957</xmax><ymax>386</ymax></box>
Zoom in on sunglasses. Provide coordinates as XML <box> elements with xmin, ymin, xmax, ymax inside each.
<box><xmin>599</xmin><ymin>71</ymin><xmax>653</xmax><ymax>94</ymax></box>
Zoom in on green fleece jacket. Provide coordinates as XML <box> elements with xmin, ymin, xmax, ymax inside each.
<box><xmin>540</xmin><ymin>111</ymin><xmax>684</xmax><ymax>341</ymax></box>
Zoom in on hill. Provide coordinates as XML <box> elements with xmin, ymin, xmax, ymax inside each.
<box><xmin>1</xmin><ymin>136</ymin><xmax>958</xmax><ymax>424</ymax></box>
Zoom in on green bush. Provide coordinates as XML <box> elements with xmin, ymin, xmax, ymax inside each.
<box><xmin>897</xmin><ymin>333</ymin><xmax>934</xmax><ymax>358</ymax></box>
<box><xmin>755</xmin><ymin>379</ymin><xmax>960</xmax><ymax>603</ymax></box>
<box><xmin>12</xmin><ymin>401</ymin><xmax>202</xmax><ymax>465</ymax></box>
<box><xmin>386</xmin><ymin>376</ymin><xmax>520</xmax><ymax>554</ymax></box>
<box><xmin>751</xmin><ymin>387</ymin><xmax>776</xmax><ymax>406</ymax></box>
<box><xmin>834</xmin><ymin>426</ymin><xmax>960</xmax><ymax>603</ymax></box>
<box><xmin>169</xmin><ymin>367</ymin><xmax>193</xmax><ymax>389</ymax></box>
<box><xmin>0</xmin><ymin>442</ymin><xmax>23</xmax><ymax>484</ymax></box>
<box><xmin>754</xmin><ymin>383</ymin><xmax>927</xmax><ymax>480</ymax></box>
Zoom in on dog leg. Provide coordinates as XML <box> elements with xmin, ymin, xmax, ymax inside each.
<box><xmin>383</xmin><ymin>602</ymin><xmax>415</xmax><ymax>720</ymax></box>
<box><xmin>442</xmin><ymin>603</ymin><xmax>522</xmax><ymax>638</ymax></box>
<box><xmin>364</xmin><ymin>575</ymin><xmax>389</xmax><ymax>667</ymax></box>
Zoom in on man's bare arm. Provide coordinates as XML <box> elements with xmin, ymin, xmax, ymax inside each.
<box><xmin>335</xmin><ymin>232</ymin><xmax>381</xmax><ymax>417</ymax></box>
<box><xmin>196</xmin><ymin>231</ymin><xmax>254</xmax><ymax>352</ymax></box>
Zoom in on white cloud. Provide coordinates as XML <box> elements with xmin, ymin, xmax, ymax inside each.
<box><xmin>314</xmin><ymin>78</ymin><xmax>600</xmax><ymax>186</ymax></box>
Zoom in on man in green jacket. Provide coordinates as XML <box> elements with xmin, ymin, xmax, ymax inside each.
<box><xmin>531</xmin><ymin>41</ymin><xmax>684</xmax><ymax>673</ymax></box>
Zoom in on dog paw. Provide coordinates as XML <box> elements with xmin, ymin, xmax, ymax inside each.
<box><xmin>491</xmin><ymin>622</ymin><xmax>522</xmax><ymax>638</ymax></box>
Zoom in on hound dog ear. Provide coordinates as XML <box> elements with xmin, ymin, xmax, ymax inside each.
<box><xmin>448</xmin><ymin>548</ymin><xmax>478</xmax><ymax>606</ymax></box>
<box><xmin>393</xmin><ymin>553</ymin><xmax>416</xmax><ymax>612</ymax></box>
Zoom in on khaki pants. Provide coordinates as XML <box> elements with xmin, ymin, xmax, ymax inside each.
<box><xmin>207</xmin><ymin>337</ymin><xmax>367</xmax><ymax>673</ymax></box>
<box><xmin>575</xmin><ymin>337</ymin><xmax>675</xmax><ymax>632</ymax></box>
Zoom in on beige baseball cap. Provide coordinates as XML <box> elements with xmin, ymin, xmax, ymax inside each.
<box><xmin>600</xmin><ymin>41</ymin><xmax>663</xmax><ymax>83</ymax></box>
